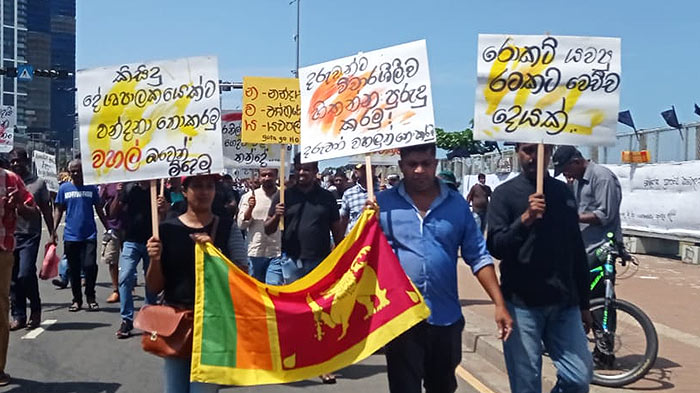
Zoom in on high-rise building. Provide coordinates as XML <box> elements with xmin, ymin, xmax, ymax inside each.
<box><xmin>0</xmin><ymin>0</ymin><xmax>75</xmax><ymax>149</ymax></box>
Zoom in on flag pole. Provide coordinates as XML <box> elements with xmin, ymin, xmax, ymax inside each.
<box><xmin>279</xmin><ymin>145</ymin><xmax>286</xmax><ymax>231</ymax></box>
<box><xmin>150</xmin><ymin>180</ymin><xmax>159</xmax><ymax>238</ymax></box>
<box><xmin>536</xmin><ymin>143</ymin><xmax>545</xmax><ymax>194</ymax></box>
<box><xmin>365</xmin><ymin>153</ymin><xmax>374</xmax><ymax>201</ymax></box>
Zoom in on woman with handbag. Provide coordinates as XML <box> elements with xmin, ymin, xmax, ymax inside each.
<box><xmin>145</xmin><ymin>174</ymin><xmax>237</xmax><ymax>393</ymax></box>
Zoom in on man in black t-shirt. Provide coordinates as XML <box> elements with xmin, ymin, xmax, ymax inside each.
<box><xmin>110</xmin><ymin>181</ymin><xmax>158</xmax><ymax>338</ymax></box>
<box><xmin>264</xmin><ymin>153</ymin><xmax>344</xmax><ymax>285</ymax></box>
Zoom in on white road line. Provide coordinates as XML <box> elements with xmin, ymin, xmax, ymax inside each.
<box><xmin>456</xmin><ymin>365</ymin><xmax>497</xmax><ymax>393</ymax></box>
<box><xmin>20</xmin><ymin>319</ymin><xmax>57</xmax><ymax>340</ymax></box>
<box><xmin>638</xmin><ymin>276</ymin><xmax>659</xmax><ymax>279</ymax></box>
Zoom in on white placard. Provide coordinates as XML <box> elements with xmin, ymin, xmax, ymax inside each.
<box><xmin>474</xmin><ymin>34</ymin><xmax>620</xmax><ymax>146</ymax></box>
<box><xmin>299</xmin><ymin>40</ymin><xmax>435</xmax><ymax>162</ymax></box>
<box><xmin>0</xmin><ymin>106</ymin><xmax>15</xmax><ymax>153</ymax></box>
<box><xmin>33</xmin><ymin>150</ymin><xmax>59</xmax><ymax>193</ymax></box>
<box><xmin>77</xmin><ymin>56</ymin><xmax>223</xmax><ymax>184</ymax></box>
<box><xmin>221</xmin><ymin>111</ymin><xmax>285</xmax><ymax>169</ymax></box>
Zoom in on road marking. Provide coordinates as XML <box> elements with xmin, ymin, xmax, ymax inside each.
<box><xmin>638</xmin><ymin>276</ymin><xmax>659</xmax><ymax>279</ymax></box>
<box><xmin>456</xmin><ymin>365</ymin><xmax>497</xmax><ymax>393</ymax></box>
<box><xmin>20</xmin><ymin>319</ymin><xmax>57</xmax><ymax>340</ymax></box>
<box><xmin>654</xmin><ymin>321</ymin><xmax>700</xmax><ymax>350</ymax></box>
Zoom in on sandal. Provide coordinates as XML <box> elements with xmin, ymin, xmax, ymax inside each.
<box><xmin>68</xmin><ymin>302</ymin><xmax>81</xmax><ymax>312</ymax></box>
<box><xmin>87</xmin><ymin>302</ymin><xmax>100</xmax><ymax>311</ymax></box>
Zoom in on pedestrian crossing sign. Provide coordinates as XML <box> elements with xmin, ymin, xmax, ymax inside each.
<box><xmin>17</xmin><ymin>64</ymin><xmax>33</xmax><ymax>81</ymax></box>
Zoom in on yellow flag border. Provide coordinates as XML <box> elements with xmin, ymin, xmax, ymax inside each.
<box><xmin>191</xmin><ymin>208</ymin><xmax>431</xmax><ymax>386</ymax></box>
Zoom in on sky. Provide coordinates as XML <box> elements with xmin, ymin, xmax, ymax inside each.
<box><xmin>76</xmin><ymin>0</ymin><xmax>700</xmax><ymax>159</ymax></box>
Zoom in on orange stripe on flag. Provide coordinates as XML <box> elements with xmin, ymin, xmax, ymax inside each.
<box><xmin>228</xmin><ymin>267</ymin><xmax>273</xmax><ymax>370</ymax></box>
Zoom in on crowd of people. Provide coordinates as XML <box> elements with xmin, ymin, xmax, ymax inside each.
<box><xmin>0</xmin><ymin>141</ymin><xmax>623</xmax><ymax>393</ymax></box>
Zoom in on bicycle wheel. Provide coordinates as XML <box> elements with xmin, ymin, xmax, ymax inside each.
<box><xmin>588</xmin><ymin>298</ymin><xmax>659</xmax><ymax>387</ymax></box>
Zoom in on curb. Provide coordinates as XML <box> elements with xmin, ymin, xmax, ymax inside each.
<box><xmin>460</xmin><ymin>307</ymin><xmax>632</xmax><ymax>393</ymax></box>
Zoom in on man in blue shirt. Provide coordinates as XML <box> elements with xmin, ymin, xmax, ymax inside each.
<box><xmin>52</xmin><ymin>160</ymin><xmax>108</xmax><ymax>312</ymax></box>
<box><xmin>374</xmin><ymin>143</ymin><xmax>512</xmax><ymax>393</ymax></box>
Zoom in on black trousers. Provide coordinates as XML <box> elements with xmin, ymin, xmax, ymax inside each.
<box><xmin>64</xmin><ymin>240</ymin><xmax>98</xmax><ymax>305</ymax></box>
<box><xmin>385</xmin><ymin>317</ymin><xmax>465</xmax><ymax>393</ymax></box>
<box><xmin>10</xmin><ymin>233</ymin><xmax>41</xmax><ymax>320</ymax></box>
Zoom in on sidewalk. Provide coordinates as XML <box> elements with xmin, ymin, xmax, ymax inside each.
<box><xmin>457</xmin><ymin>254</ymin><xmax>700</xmax><ymax>393</ymax></box>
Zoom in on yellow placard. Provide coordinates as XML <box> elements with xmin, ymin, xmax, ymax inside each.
<box><xmin>241</xmin><ymin>76</ymin><xmax>300</xmax><ymax>145</ymax></box>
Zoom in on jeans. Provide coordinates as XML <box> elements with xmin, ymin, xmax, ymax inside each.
<box><xmin>248</xmin><ymin>256</ymin><xmax>272</xmax><ymax>282</ymax></box>
<box><xmin>385</xmin><ymin>318</ymin><xmax>465</xmax><ymax>393</ymax></box>
<box><xmin>265</xmin><ymin>255</ymin><xmax>322</xmax><ymax>285</ymax></box>
<box><xmin>64</xmin><ymin>240</ymin><xmax>98</xmax><ymax>305</ymax></box>
<box><xmin>473</xmin><ymin>210</ymin><xmax>487</xmax><ymax>233</ymax></box>
<box><xmin>503</xmin><ymin>302</ymin><xmax>592</xmax><ymax>393</ymax></box>
<box><xmin>10</xmin><ymin>233</ymin><xmax>41</xmax><ymax>320</ymax></box>
<box><xmin>0</xmin><ymin>251</ymin><xmax>13</xmax><ymax>372</ymax></box>
<box><xmin>163</xmin><ymin>357</ymin><xmax>218</xmax><ymax>393</ymax></box>
<box><xmin>119</xmin><ymin>241</ymin><xmax>157</xmax><ymax>322</ymax></box>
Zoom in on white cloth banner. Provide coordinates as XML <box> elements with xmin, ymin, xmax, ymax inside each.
<box><xmin>77</xmin><ymin>56</ymin><xmax>223</xmax><ymax>184</ymax></box>
<box><xmin>464</xmin><ymin>161</ymin><xmax>700</xmax><ymax>240</ymax></box>
<box><xmin>33</xmin><ymin>150</ymin><xmax>59</xmax><ymax>193</ymax></box>
<box><xmin>0</xmin><ymin>106</ymin><xmax>15</xmax><ymax>153</ymax></box>
<box><xmin>299</xmin><ymin>40</ymin><xmax>435</xmax><ymax>162</ymax></box>
<box><xmin>474</xmin><ymin>34</ymin><xmax>620</xmax><ymax>146</ymax></box>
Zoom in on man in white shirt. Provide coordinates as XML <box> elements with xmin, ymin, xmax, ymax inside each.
<box><xmin>237</xmin><ymin>168</ymin><xmax>281</xmax><ymax>282</ymax></box>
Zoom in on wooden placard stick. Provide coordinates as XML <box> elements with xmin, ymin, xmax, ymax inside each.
<box><xmin>150</xmin><ymin>180</ymin><xmax>159</xmax><ymax>238</ymax></box>
<box><xmin>364</xmin><ymin>153</ymin><xmax>374</xmax><ymax>201</ymax></box>
<box><xmin>279</xmin><ymin>145</ymin><xmax>286</xmax><ymax>231</ymax></box>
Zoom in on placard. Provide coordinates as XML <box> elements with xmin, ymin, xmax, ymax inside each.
<box><xmin>33</xmin><ymin>150</ymin><xmax>59</xmax><ymax>193</ymax></box>
<box><xmin>474</xmin><ymin>34</ymin><xmax>620</xmax><ymax>146</ymax></box>
<box><xmin>241</xmin><ymin>76</ymin><xmax>300</xmax><ymax>145</ymax></box>
<box><xmin>0</xmin><ymin>106</ymin><xmax>15</xmax><ymax>153</ymax></box>
<box><xmin>222</xmin><ymin>111</ymin><xmax>284</xmax><ymax>168</ymax></box>
<box><xmin>299</xmin><ymin>40</ymin><xmax>435</xmax><ymax>162</ymax></box>
<box><xmin>77</xmin><ymin>56</ymin><xmax>223</xmax><ymax>184</ymax></box>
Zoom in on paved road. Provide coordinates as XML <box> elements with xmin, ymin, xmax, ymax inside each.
<box><xmin>0</xmin><ymin>225</ymin><xmax>488</xmax><ymax>393</ymax></box>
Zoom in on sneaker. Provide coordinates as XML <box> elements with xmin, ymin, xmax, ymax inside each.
<box><xmin>0</xmin><ymin>372</ymin><xmax>10</xmax><ymax>386</ymax></box>
<box><xmin>116</xmin><ymin>320</ymin><xmax>133</xmax><ymax>339</ymax></box>
<box><xmin>593</xmin><ymin>348</ymin><xmax>615</xmax><ymax>369</ymax></box>
<box><xmin>51</xmin><ymin>278</ymin><xmax>68</xmax><ymax>289</ymax></box>
<box><xmin>27</xmin><ymin>312</ymin><xmax>41</xmax><ymax>330</ymax></box>
<box><xmin>9</xmin><ymin>319</ymin><xmax>26</xmax><ymax>331</ymax></box>
<box><xmin>106</xmin><ymin>291</ymin><xmax>120</xmax><ymax>303</ymax></box>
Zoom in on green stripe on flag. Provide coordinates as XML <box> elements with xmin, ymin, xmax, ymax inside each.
<box><xmin>200</xmin><ymin>251</ymin><xmax>238</xmax><ymax>367</ymax></box>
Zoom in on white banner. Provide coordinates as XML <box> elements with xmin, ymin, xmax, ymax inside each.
<box><xmin>33</xmin><ymin>150</ymin><xmax>59</xmax><ymax>193</ymax></box>
<box><xmin>221</xmin><ymin>111</ymin><xmax>284</xmax><ymax>169</ymax></box>
<box><xmin>464</xmin><ymin>161</ymin><xmax>700</xmax><ymax>240</ymax></box>
<box><xmin>77</xmin><ymin>56</ymin><xmax>223</xmax><ymax>184</ymax></box>
<box><xmin>474</xmin><ymin>34</ymin><xmax>620</xmax><ymax>146</ymax></box>
<box><xmin>0</xmin><ymin>106</ymin><xmax>15</xmax><ymax>153</ymax></box>
<box><xmin>299</xmin><ymin>40</ymin><xmax>435</xmax><ymax>162</ymax></box>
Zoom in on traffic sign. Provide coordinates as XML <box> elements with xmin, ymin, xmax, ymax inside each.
<box><xmin>17</xmin><ymin>64</ymin><xmax>33</xmax><ymax>81</ymax></box>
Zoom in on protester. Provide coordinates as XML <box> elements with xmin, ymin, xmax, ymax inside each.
<box><xmin>51</xmin><ymin>159</ymin><xmax>109</xmax><ymax>312</ymax></box>
<box><xmin>0</xmin><ymin>164</ymin><xmax>36</xmax><ymax>386</ymax></box>
<box><xmin>237</xmin><ymin>168</ymin><xmax>279</xmax><ymax>282</ymax></box>
<box><xmin>553</xmin><ymin>145</ymin><xmax>623</xmax><ymax>368</ymax></box>
<box><xmin>467</xmin><ymin>173</ymin><xmax>492</xmax><ymax>233</ymax></box>
<box><xmin>146</xmin><ymin>174</ymin><xmax>243</xmax><ymax>393</ymax></box>
<box><xmin>167</xmin><ymin>177</ymin><xmax>185</xmax><ymax>206</ymax></box>
<box><xmin>369</xmin><ymin>143</ymin><xmax>511</xmax><ymax>393</ymax></box>
<box><xmin>9</xmin><ymin>148</ymin><xmax>54</xmax><ymax>330</ymax></box>
<box><xmin>386</xmin><ymin>173</ymin><xmax>400</xmax><ymax>189</ymax></box>
<box><xmin>264</xmin><ymin>153</ymin><xmax>344</xmax><ymax>384</ymax></box>
<box><xmin>99</xmin><ymin>183</ymin><xmax>124</xmax><ymax>304</ymax></box>
<box><xmin>487</xmin><ymin>143</ymin><xmax>593</xmax><ymax>393</ymax></box>
<box><xmin>330</xmin><ymin>169</ymin><xmax>349</xmax><ymax>201</ymax></box>
<box><xmin>340</xmin><ymin>163</ymin><xmax>378</xmax><ymax>235</ymax></box>
<box><xmin>109</xmin><ymin>181</ymin><xmax>158</xmax><ymax>338</ymax></box>
<box><xmin>52</xmin><ymin>171</ymin><xmax>72</xmax><ymax>289</ymax></box>
<box><xmin>437</xmin><ymin>169</ymin><xmax>460</xmax><ymax>192</ymax></box>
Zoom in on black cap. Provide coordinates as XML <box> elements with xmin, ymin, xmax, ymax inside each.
<box><xmin>552</xmin><ymin>145</ymin><xmax>582</xmax><ymax>176</ymax></box>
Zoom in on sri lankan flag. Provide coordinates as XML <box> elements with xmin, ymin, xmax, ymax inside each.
<box><xmin>190</xmin><ymin>209</ymin><xmax>430</xmax><ymax>385</ymax></box>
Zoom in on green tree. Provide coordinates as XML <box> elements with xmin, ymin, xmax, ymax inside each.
<box><xmin>435</xmin><ymin>124</ymin><xmax>496</xmax><ymax>157</ymax></box>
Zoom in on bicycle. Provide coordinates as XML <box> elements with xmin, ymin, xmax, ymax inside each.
<box><xmin>588</xmin><ymin>232</ymin><xmax>659</xmax><ymax>387</ymax></box>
